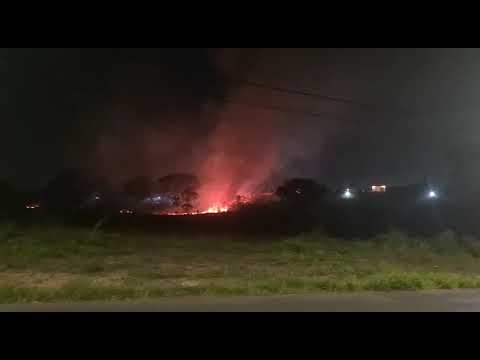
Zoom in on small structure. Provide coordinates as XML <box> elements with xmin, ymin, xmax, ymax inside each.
<box><xmin>371</xmin><ymin>185</ymin><xmax>387</xmax><ymax>193</ymax></box>
<box><xmin>25</xmin><ymin>203</ymin><xmax>41</xmax><ymax>210</ymax></box>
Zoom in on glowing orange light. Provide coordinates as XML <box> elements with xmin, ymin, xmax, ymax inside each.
<box><xmin>160</xmin><ymin>192</ymin><xmax>278</xmax><ymax>217</ymax></box>
<box><xmin>203</xmin><ymin>205</ymin><xmax>229</xmax><ymax>214</ymax></box>
<box><xmin>165</xmin><ymin>204</ymin><xmax>230</xmax><ymax>216</ymax></box>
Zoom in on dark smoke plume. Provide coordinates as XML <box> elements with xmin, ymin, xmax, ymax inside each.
<box><xmin>90</xmin><ymin>49</ymin><xmax>331</xmax><ymax>208</ymax></box>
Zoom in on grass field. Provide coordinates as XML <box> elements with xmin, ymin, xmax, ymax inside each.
<box><xmin>1</xmin><ymin>221</ymin><xmax>480</xmax><ymax>303</ymax></box>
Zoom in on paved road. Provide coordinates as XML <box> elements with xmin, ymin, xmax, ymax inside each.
<box><xmin>2</xmin><ymin>290</ymin><xmax>480</xmax><ymax>311</ymax></box>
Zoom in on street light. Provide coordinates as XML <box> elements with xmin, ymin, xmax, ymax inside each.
<box><xmin>342</xmin><ymin>188</ymin><xmax>353</xmax><ymax>199</ymax></box>
<box><xmin>427</xmin><ymin>190</ymin><xmax>437</xmax><ymax>199</ymax></box>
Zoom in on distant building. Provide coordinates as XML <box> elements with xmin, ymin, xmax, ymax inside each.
<box><xmin>371</xmin><ymin>185</ymin><xmax>387</xmax><ymax>193</ymax></box>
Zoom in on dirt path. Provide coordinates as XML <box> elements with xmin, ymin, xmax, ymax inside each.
<box><xmin>2</xmin><ymin>290</ymin><xmax>480</xmax><ymax>312</ymax></box>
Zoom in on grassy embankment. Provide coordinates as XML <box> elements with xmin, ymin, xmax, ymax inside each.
<box><xmin>1</xmin><ymin>222</ymin><xmax>480</xmax><ymax>303</ymax></box>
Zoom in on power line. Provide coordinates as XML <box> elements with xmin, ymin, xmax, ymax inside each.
<box><xmin>243</xmin><ymin>80</ymin><xmax>363</xmax><ymax>106</ymax></box>
<box><xmin>220</xmin><ymin>97</ymin><xmax>346</xmax><ymax>122</ymax></box>
<box><xmin>152</xmin><ymin>92</ymin><xmax>350</xmax><ymax>121</ymax></box>
<box><xmin>236</xmin><ymin>79</ymin><xmax>413</xmax><ymax>116</ymax></box>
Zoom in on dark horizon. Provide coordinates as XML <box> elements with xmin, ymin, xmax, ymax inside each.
<box><xmin>2</xmin><ymin>48</ymin><xmax>479</xmax><ymax>191</ymax></box>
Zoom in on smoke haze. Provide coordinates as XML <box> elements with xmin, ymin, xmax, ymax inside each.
<box><xmin>90</xmin><ymin>49</ymin><xmax>335</xmax><ymax>208</ymax></box>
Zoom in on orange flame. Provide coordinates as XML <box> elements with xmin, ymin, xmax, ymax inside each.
<box><xmin>161</xmin><ymin>192</ymin><xmax>278</xmax><ymax>216</ymax></box>
<box><xmin>202</xmin><ymin>204</ymin><xmax>229</xmax><ymax>214</ymax></box>
<box><xmin>164</xmin><ymin>203</ymin><xmax>230</xmax><ymax>216</ymax></box>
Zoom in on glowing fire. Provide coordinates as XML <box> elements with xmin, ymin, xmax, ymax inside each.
<box><xmin>160</xmin><ymin>192</ymin><xmax>278</xmax><ymax>216</ymax></box>
<box><xmin>165</xmin><ymin>203</ymin><xmax>230</xmax><ymax>216</ymax></box>
<box><xmin>202</xmin><ymin>204</ymin><xmax>229</xmax><ymax>214</ymax></box>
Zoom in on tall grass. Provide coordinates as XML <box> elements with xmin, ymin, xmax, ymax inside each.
<box><xmin>1</xmin><ymin>223</ymin><xmax>480</xmax><ymax>303</ymax></box>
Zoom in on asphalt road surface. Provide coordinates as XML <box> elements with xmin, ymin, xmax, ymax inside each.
<box><xmin>2</xmin><ymin>290</ymin><xmax>480</xmax><ymax>311</ymax></box>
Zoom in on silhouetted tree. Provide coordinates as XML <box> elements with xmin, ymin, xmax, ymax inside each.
<box><xmin>274</xmin><ymin>178</ymin><xmax>328</xmax><ymax>232</ymax></box>
<box><xmin>157</xmin><ymin>173</ymin><xmax>199</xmax><ymax>207</ymax></box>
<box><xmin>42</xmin><ymin>169</ymin><xmax>92</xmax><ymax>213</ymax></box>
<box><xmin>276</xmin><ymin>178</ymin><xmax>328</xmax><ymax>203</ymax></box>
<box><xmin>124</xmin><ymin>176</ymin><xmax>153</xmax><ymax>200</ymax></box>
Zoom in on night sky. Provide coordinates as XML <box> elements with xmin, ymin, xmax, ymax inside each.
<box><xmin>2</xmin><ymin>48</ymin><xmax>480</xmax><ymax>190</ymax></box>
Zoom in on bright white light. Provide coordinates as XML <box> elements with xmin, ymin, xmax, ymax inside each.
<box><xmin>428</xmin><ymin>190</ymin><xmax>437</xmax><ymax>199</ymax></box>
<box><xmin>343</xmin><ymin>189</ymin><xmax>353</xmax><ymax>199</ymax></box>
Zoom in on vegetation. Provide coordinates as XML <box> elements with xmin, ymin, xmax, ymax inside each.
<box><xmin>1</xmin><ymin>222</ymin><xmax>480</xmax><ymax>304</ymax></box>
